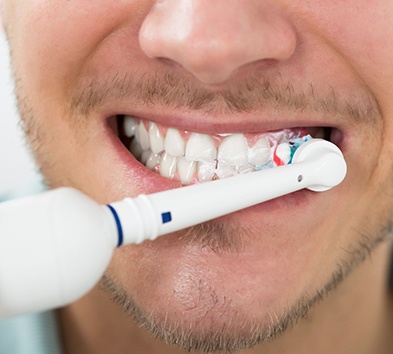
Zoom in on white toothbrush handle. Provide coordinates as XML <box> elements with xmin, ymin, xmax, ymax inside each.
<box><xmin>0</xmin><ymin>189</ymin><xmax>118</xmax><ymax>319</ymax></box>
<box><xmin>110</xmin><ymin>139</ymin><xmax>347</xmax><ymax>245</ymax></box>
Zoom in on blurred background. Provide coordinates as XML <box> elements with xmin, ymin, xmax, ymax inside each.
<box><xmin>0</xmin><ymin>32</ymin><xmax>42</xmax><ymax>200</ymax></box>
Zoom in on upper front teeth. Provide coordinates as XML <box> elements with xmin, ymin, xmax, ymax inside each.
<box><xmin>123</xmin><ymin>116</ymin><xmax>311</xmax><ymax>184</ymax></box>
<box><xmin>185</xmin><ymin>133</ymin><xmax>217</xmax><ymax>162</ymax></box>
<box><xmin>165</xmin><ymin>128</ymin><xmax>185</xmax><ymax>157</ymax></box>
<box><xmin>217</xmin><ymin>134</ymin><xmax>249</xmax><ymax>166</ymax></box>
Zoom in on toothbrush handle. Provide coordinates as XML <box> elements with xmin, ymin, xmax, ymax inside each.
<box><xmin>0</xmin><ymin>189</ymin><xmax>118</xmax><ymax>319</ymax></box>
<box><xmin>111</xmin><ymin>140</ymin><xmax>347</xmax><ymax>245</ymax></box>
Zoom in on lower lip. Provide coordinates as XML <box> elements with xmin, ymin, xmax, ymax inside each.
<box><xmin>211</xmin><ymin>189</ymin><xmax>315</xmax><ymax>228</ymax></box>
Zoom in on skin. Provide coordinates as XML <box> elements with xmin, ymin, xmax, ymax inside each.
<box><xmin>2</xmin><ymin>1</ymin><xmax>393</xmax><ymax>353</ymax></box>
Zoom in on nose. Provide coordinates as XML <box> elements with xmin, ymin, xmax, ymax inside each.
<box><xmin>139</xmin><ymin>0</ymin><xmax>297</xmax><ymax>84</ymax></box>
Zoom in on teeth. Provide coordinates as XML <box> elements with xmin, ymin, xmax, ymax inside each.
<box><xmin>216</xmin><ymin>161</ymin><xmax>236</xmax><ymax>179</ymax></box>
<box><xmin>129</xmin><ymin>138</ymin><xmax>143</xmax><ymax>160</ymax></box>
<box><xmin>185</xmin><ymin>133</ymin><xmax>217</xmax><ymax>162</ymax></box>
<box><xmin>217</xmin><ymin>134</ymin><xmax>248</xmax><ymax>167</ymax></box>
<box><xmin>178</xmin><ymin>157</ymin><xmax>197</xmax><ymax>184</ymax></box>
<box><xmin>237</xmin><ymin>164</ymin><xmax>254</xmax><ymax>175</ymax></box>
<box><xmin>165</xmin><ymin>128</ymin><xmax>186</xmax><ymax>157</ymax></box>
<box><xmin>124</xmin><ymin>116</ymin><xmax>138</xmax><ymax>138</ymax></box>
<box><xmin>160</xmin><ymin>152</ymin><xmax>177</xmax><ymax>178</ymax></box>
<box><xmin>197</xmin><ymin>161</ymin><xmax>217</xmax><ymax>182</ymax></box>
<box><xmin>141</xmin><ymin>150</ymin><xmax>151</xmax><ymax>165</ymax></box>
<box><xmin>125</xmin><ymin>118</ymin><xmax>311</xmax><ymax>185</ymax></box>
<box><xmin>248</xmin><ymin>136</ymin><xmax>271</xmax><ymax>166</ymax></box>
<box><xmin>149</xmin><ymin>122</ymin><xmax>165</xmax><ymax>154</ymax></box>
<box><xmin>146</xmin><ymin>152</ymin><xmax>161</xmax><ymax>170</ymax></box>
<box><xmin>138</xmin><ymin>122</ymin><xmax>150</xmax><ymax>150</ymax></box>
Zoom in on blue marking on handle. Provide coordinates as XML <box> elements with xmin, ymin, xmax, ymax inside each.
<box><xmin>161</xmin><ymin>212</ymin><xmax>172</xmax><ymax>224</ymax></box>
<box><xmin>107</xmin><ymin>205</ymin><xmax>124</xmax><ymax>247</ymax></box>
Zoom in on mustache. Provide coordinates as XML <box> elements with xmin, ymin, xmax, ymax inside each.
<box><xmin>68</xmin><ymin>69</ymin><xmax>381</xmax><ymax>124</ymax></box>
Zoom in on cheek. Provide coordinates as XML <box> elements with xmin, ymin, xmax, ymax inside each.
<box><xmin>301</xmin><ymin>2</ymin><xmax>393</xmax><ymax>102</ymax></box>
<box><xmin>306</xmin><ymin>1</ymin><xmax>393</xmax><ymax>228</ymax></box>
<box><xmin>5</xmin><ymin>0</ymin><xmax>149</xmax><ymax>197</ymax></box>
<box><xmin>8</xmin><ymin>1</ymin><xmax>148</xmax><ymax>113</ymax></box>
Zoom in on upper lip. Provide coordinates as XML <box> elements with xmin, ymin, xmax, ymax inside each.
<box><xmin>105</xmin><ymin>106</ymin><xmax>343</xmax><ymax>136</ymax></box>
<box><xmin>76</xmin><ymin>71</ymin><xmax>347</xmax><ymax>136</ymax></box>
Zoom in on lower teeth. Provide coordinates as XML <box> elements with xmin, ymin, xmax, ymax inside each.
<box><xmin>119</xmin><ymin>116</ymin><xmax>313</xmax><ymax>185</ymax></box>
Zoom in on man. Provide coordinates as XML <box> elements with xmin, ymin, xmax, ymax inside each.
<box><xmin>1</xmin><ymin>1</ymin><xmax>393</xmax><ymax>353</ymax></box>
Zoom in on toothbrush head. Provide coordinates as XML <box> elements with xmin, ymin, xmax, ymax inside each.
<box><xmin>292</xmin><ymin>139</ymin><xmax>347</xmax><ymax>192</ymax></box>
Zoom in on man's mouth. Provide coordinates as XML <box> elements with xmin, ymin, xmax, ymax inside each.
<box><xmin>115</xmin><ymin>115</ymin><xmax>336</xmax><ymax>185</ymax></box>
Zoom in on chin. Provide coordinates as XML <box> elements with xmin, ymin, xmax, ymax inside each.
<box><xmin>103</xmin><ymin>206</ymin><xmax>339</xmax><ymax>351</ymax></box>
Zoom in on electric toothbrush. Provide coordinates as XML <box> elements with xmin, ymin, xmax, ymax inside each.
<box><xmin>0</xmin><ymin>139</ymin><xmax>346</xmax><ymax>319</ymax></box>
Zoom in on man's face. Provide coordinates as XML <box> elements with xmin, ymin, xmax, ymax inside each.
<box><xmin>2</xmin><ymin>0</ymin><xmax>393</xmax><ymax>351</ymax></box>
